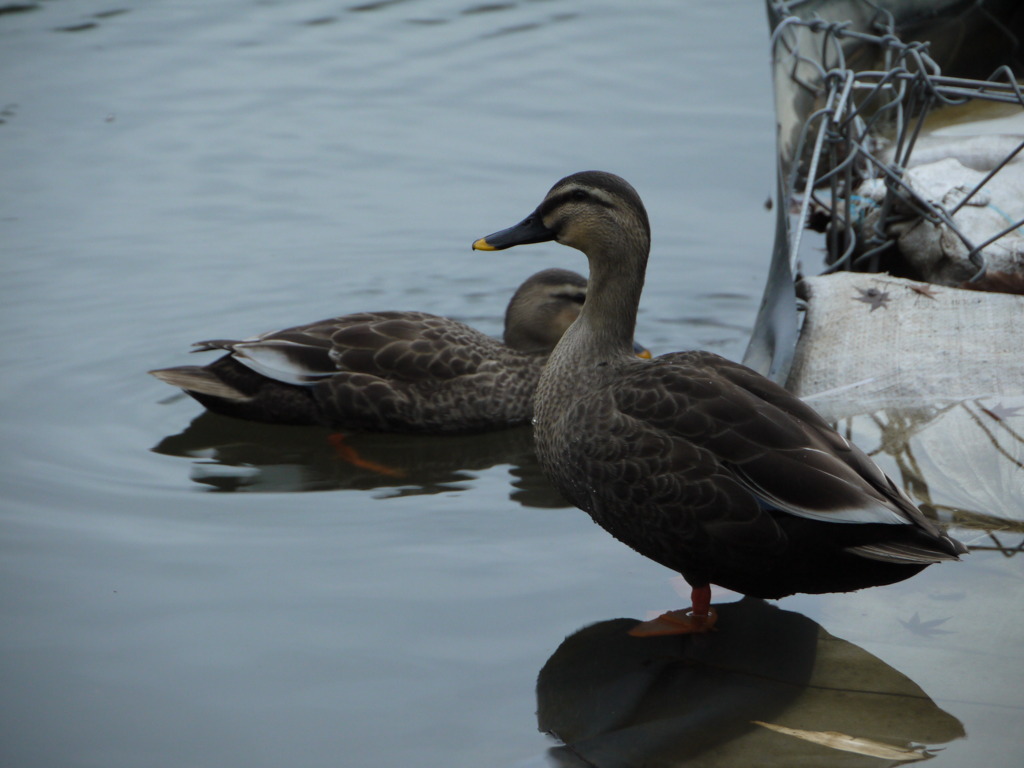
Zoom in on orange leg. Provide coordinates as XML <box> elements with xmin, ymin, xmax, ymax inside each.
<box><xmin>628</xmin><ymin>584</ymin><xmax>718</xmax><ymax>637</ymax></box>
<box><xmin>328</xmin><ymin>433</ymin><xmax>406</xmax><ymax>478</ymax></box>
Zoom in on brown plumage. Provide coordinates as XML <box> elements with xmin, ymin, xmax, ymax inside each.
<box><xmin>149</xmin><ymin>269</ymin><xmax>590</xmax><ymax>433</ymax></box>
<box><xmin>474</xmin><ymin>171</ymin><xmax>966</xmax><ymax>623</ymax></box>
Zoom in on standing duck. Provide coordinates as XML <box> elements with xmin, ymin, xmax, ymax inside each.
<box><xmin>473</xmin><ymin>171</ymin><xmax>966</xmax><ymax>632</ymax></box>
<box><xmin>151</xmin><ymin>268</ymin><xmax>633</xmax><ymax>434</ymax></box>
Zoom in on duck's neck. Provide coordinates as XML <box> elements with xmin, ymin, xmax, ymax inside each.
<box><xmin>583</xmin><ymin>256</ymin><xmax>644</xmax><ymax>353</ymax></box>
<box><xmin>534</xmin><ymin>238</ymin><xmax>646</xmax><ymax>432</ymax></box>
<box><xmin>537</xmin><ymin>236</ymin><xmax>647</xmax><ymax>421</ymax></box>
<box><xmin>569</xmin><ymin>231</ymin><xmax>648</xmax><ymax>360</ymax></box>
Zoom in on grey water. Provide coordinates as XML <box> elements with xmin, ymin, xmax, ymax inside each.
<box><xmin>1</xmin><ymin>1</ymin><xmax>1020</xmax><ymax>766</ymax></box>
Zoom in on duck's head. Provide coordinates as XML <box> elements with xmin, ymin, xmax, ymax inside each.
<box><xmin>503</xmin><ymin>268</ymin><xmax>587</xmax><ymax>353</ymax></box>
<box><xmin>473</xmin><ymin>171</ymin><xmax>651</xmax><ymax>258</ymax></box>
<box><xmin>504</xmin><ymin>267</ymin><xmax>652</xmax><ymax>358</ymax></box>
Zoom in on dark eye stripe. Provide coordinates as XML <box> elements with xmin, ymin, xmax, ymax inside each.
<box><xmin>539</xmin><ymin>188</ymin><xmax>615</xmax><ymax>218</ymax></box>
<box><xmin>553</xmin><ymin>290</ymin><xmax>586</xmax><ymax>304</ymax></box>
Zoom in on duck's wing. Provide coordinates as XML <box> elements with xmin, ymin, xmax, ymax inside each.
<box><xmin>193</xmin><ymin>311</ymin><xmax>501</xmax><ymax>387</ymax></box>
<box><xmin>553</xmin><ymin>372</ymin><xmax>786</xmax><ymax>567</ymax></box>
<box><xmin>616</xmin><ymin>352</ymin><xmax>962</xmax><ymax>561</ymax></box>
<box><xmin>194</xmin><ymin>321</ymin><xmax>343</xmax><ymax>385</ymax></box>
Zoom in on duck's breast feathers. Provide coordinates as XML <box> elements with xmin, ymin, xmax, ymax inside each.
<box><xmin>614</xmin><ymin>351</ymin><xmax>931</xmax><ymax>529</ymax></box>
<box><xmin>194</xmin><ymin>311</ymin><xmax>509</xmax><ymax>388</ymax></box>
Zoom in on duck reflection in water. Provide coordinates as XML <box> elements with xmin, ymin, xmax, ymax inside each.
<box><xmin>474</xmin><ymin>172</ymin><xmax>967</xmax><ymax>633</ymax></box>
<box><xmin>536</xmin><ymin>598</ymin><xmax>964</xmax><ymax>767</ymax></box>
<box><xmin>152</xmin><ymin>412</ymin><xmax>566</xmax><ymax>505</ymax></box>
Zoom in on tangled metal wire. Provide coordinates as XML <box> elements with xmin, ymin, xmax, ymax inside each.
<box><xmin>770</xmin><ymin>0</ymin><xmax>1024</xmax><ymax>282</ymax></box>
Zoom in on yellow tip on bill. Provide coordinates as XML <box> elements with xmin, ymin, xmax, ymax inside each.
<box><xmin>472</xmin><ymin>237</ymin><xmax>497</xmax><ymax>251</ymax></box>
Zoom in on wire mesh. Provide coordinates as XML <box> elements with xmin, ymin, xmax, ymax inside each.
<box><xmin>770</xmin><ymin>0</ymin><xmax>1024</xmax><ymax>284</ymax></box>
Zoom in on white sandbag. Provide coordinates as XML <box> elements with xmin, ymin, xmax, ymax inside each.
<box><xmin>788</xmin><ymin>272</ymin><xmax>1023</xmax><ymax>414</ymax></box>
<box><xmin>786</xmin><ymin>272</ymin><xmax>1024</xmax><ymax>523</ymax></box>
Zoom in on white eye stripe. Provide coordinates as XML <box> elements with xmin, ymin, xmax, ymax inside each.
<box><xmin>587</xmin><ymin>188</ymin><xmax>616</xmax><ymax>206</ymax></box>
<box><xmin>549</xmin><ymin>185</ymin><xmax>617</xmax><ymax>210</ymax></box>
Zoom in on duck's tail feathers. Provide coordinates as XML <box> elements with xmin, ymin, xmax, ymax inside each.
<box><xmin>190</xmin><ymin>339</ymin><xmax>241</xmax><ymax>353</ymax></box>
<box><xmin>148</xmin><ymin>366</ymin><xmax>250</xmax><ymax>401</ymax></box>
<box><xmin>846</xmin><ymin>533</ymin><xmax>966</xmax><ymax>564</ymax></box>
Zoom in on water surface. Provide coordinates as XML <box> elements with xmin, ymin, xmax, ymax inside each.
<box><xmin>1</xmin><ymin>1</ymin><xmax>1020</xmax><ymax>766</ymax></box>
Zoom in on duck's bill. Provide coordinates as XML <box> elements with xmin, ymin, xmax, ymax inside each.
<box><xmin>634</xmin><ymin>342</ymin><xmax>652</xmax><ymax>359</ymax></box>
<box><xmin>473</xmin><ymin>214</ymin><xmax>555</xmax><ymax>251</ymax></box>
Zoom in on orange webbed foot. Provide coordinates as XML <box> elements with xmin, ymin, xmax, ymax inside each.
<box><xmin>628</xmin><ymin>606</ymin><xmax>718</xmax><ymax>636</ymax></box>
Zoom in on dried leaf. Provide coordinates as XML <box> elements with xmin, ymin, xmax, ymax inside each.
<box><xmin>980</xmin><ymin>402</ymin><xmax>1023</xmax><ymax>421</ymax></box>
<box><xmin>909</xmin><ymin>284</ymin><xmax>939</xmax><ymax>299</ymax></box>
<box><xmin>854</xmin><ymin>287</ymin><xmax>891</xmax><ymax>311</ymax></box>
<box><xmin>752</xmin><ymin>720</ymin><xmax>935</xmax><ymax>761</ymax></box>
<box><xmin>898</xmin><ymin>611</ymin><xmax>953</xmax><ymax>636</ymax></box>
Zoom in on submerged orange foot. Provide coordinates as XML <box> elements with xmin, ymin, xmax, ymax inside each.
<box><xmin>628</xmin><ymin>606</ymin><xmax>719</xmax><ymax>636</ymax></box>
<box><xmin>327</xmin><ymin>433</ymin><xmax>406</xmax><ymax>478</ymax></box>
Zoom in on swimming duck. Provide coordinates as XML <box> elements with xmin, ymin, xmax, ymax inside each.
<box><xmin>474</xmin><ymin>171</ymin><xmax>966</xmax><ymax>632</ymax></box>
<box><xmin>150</xmin><ymin>268</ymin><xmax>628</xmax><ymax>434</ymax></box>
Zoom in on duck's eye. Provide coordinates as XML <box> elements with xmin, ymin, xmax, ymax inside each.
<box><xmin>555</xmin><ymin>291</ymin><xmax>586</xmax><ymax>304</ymax></box>
<box><xmin>571</xmin><ymin>189</ymin><xmax>589</xmax><ymax>202</ymax></box>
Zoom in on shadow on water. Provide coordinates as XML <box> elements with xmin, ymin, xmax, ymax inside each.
<box><xmin>152</xmin><ymin>411</ymin><xmax>567</xmax><ymax>506</ymax></box>
<box><xmin>537</xmin><ymin>598</ymin><xmax>965</xmax><ymax>767</ymax></box>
